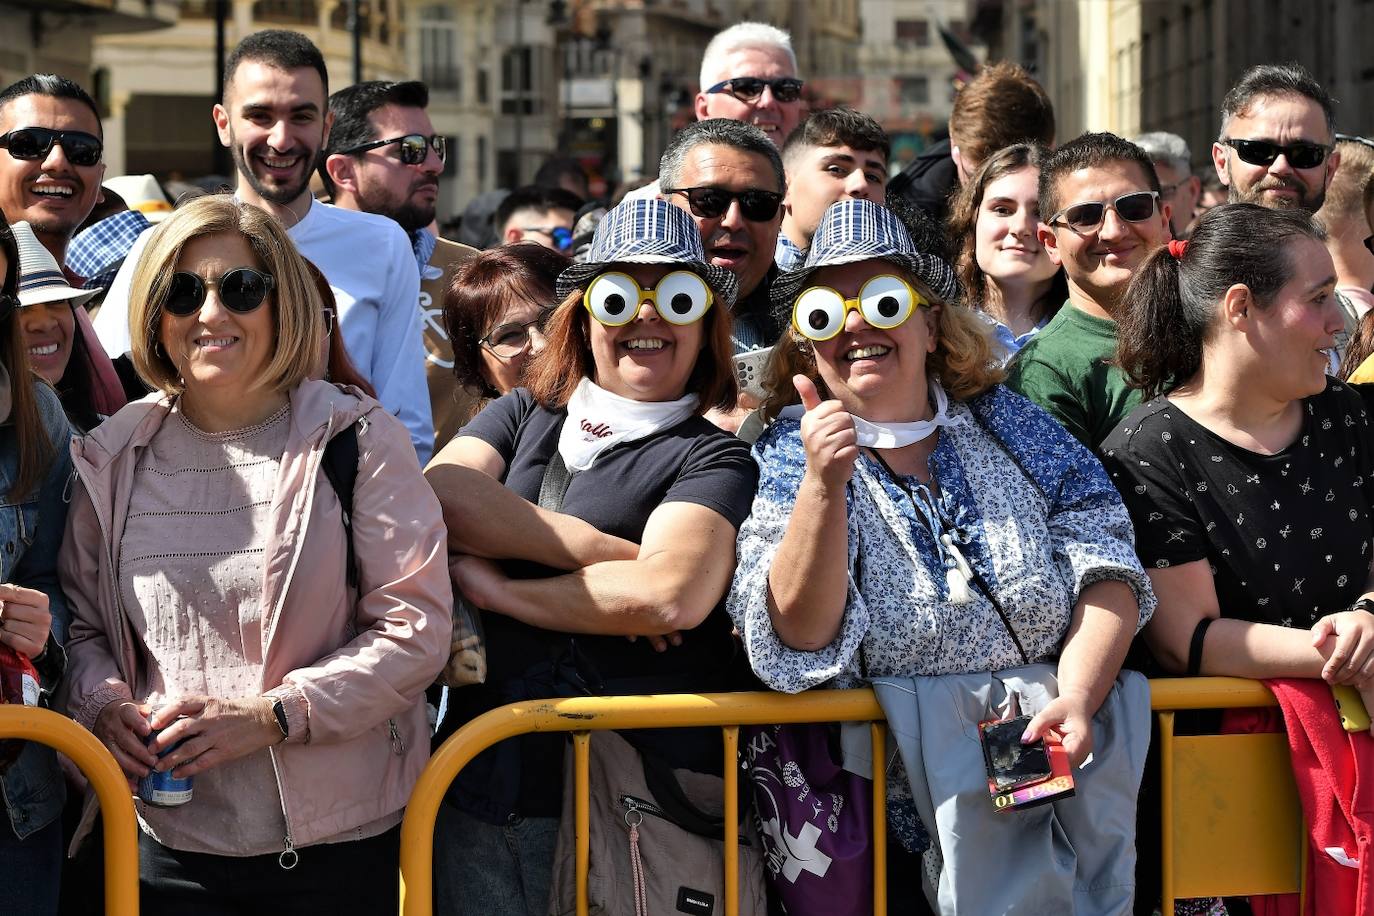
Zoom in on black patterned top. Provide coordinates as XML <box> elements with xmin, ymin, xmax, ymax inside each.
<box><xmin>1101</xmin><ymin>381</ymin><xmax>1374</xmax><ymax>627</ymax></box>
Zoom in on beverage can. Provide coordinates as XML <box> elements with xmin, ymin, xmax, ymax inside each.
<box><xmin>137</xmin><ymin>731</ymin><xmax>193</xmax><ymax>807</ymax></box>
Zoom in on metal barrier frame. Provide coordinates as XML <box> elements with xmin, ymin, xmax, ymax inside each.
<box><xmin>0</xmin><ymin>705</ymin><xmax>140</xmax><ymax>915</ymax></box>
<box><xmin>399</xmin><ymin>678</ymin><xmax>1306</xmax><ymax>916</ymax></box>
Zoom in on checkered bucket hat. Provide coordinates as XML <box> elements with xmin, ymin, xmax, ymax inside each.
<box><xmin>770</xmin><ymin>199</ymin><xmax>959</xmax><ymax>320</ymax></box>
<box><xmin>556</xmin><ymin>198</ymin><xmax>738</xmax><ymax>306</ymax></box>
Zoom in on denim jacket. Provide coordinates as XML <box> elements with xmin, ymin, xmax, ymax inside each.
<box><xmin>0</xmin><ymin>380</ymin><xmax>74</xmax><ymax>840</ymax></box>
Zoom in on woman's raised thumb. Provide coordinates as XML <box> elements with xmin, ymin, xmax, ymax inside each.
<box><xmin>794</xmin><ymin>375</ymin><xmax>823</xmax><ymax>411</ymax></box>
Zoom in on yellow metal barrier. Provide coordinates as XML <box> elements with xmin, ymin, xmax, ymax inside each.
<box><xmin>399</xmin><ymin>679</ymin><xmax>1305</xmax><ymax>916</ymax></box>
<box><xmin>0</xmin><ymin>705</ymin><xmax>139</xmax><ymax>915</ymax></box>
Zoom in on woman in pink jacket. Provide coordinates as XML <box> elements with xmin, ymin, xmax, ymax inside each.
<box><xmin>58</xmin><ymin>195</ymin><xmax>451</xmax><ymax>914</ymax></box>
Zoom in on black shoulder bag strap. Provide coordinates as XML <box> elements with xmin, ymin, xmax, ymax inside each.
<box><xmin>321</xmin><ymin>421</ymin><xmax>361</xmax><ymax>589</ymax></box>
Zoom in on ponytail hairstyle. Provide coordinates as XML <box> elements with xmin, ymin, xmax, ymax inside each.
<box><xmin>1117</xmin><ymin>203</ymin><xmax>1326</xmax><ymax>399</ymax></box>
<box><xmin>0</xmin><ymin>221</ymin><xmax>55</xmax><ymax>500</ymax></box>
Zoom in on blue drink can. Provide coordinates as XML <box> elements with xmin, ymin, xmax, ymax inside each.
<box><xmin>137</xmin><ymin>731</ymin><xmax>193</xmax><ymax>807</ymax></box>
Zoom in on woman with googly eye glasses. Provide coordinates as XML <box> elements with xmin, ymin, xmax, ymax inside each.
<box><xmin>728</xmin><ymin>199</ymin><xmax>1156</xmax><ymax>914</ymax></box>
<box><xmin>424</xmin><ymin>198</ymin><xmax>760</xmax><ymax>916</ymax></box>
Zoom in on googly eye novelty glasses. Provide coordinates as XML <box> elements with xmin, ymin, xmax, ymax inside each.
<box><xmin>791</xmin><ymin>274</ymin><xmax>928</xmax><ymax>342</ymax></box>
<box><xmin>582</xmin><ymin>271</ymin><xmax>715</xmax><ymax>327</ymax></box>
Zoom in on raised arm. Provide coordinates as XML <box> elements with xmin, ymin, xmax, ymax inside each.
<box><xmin>425</xmin><ymin>434</ymin><xmax>638</xmax><ymax>570</ymax></box>
<box><xmin>454</xmin><ymin>500</ymin><xmax>738</xmax><ymax>635</ymax></box>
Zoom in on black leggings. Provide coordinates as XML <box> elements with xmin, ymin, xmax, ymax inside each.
<box><xmin>138</xmin><ymin>826</ymin><xmax>400</xmax><ymax>916</ymax></box>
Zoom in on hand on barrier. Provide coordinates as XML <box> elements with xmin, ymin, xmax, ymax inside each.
<box><xmin>1022</xmin><ymin>690</ymin><xmax>1095</xmax><ymax>769</ymax></box>
<box><xmin>93</xmin><ymin>698</ymin><xmax>156</xmax><ymax>787</ymax></box>
<box><xmin>146</xmin><ymin>696</ymin><xmax>282</xmax><ymax>778</ymax></box>
<box><xmin>1312</xmin><ymin>606</ymin><xmax>1374</xmax><ymax>687</ymax></box>
<box><xmin>795</xmin><ymin>375</ymin><xmax>857</xmax><ymax>490</ymax></box>
<box><xmin>0</xmin><ymin>583</ymin><xmax>52</xmax><ymax>659</ymax></box>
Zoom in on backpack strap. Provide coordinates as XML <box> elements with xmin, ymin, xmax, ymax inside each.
<box><xmin>321</xmin><ymin>421</ymin><xmax>361</xmax><ymax>589</ymax></box>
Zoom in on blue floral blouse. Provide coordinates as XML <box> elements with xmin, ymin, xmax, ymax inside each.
<box><xmin>729</xmin><ymin>384</ymin><xmax>1155</xmax><ymax>693</ymax></box>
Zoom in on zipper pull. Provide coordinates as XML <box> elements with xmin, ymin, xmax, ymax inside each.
<box><xmin>278</xmin><ymin>830</ymin><xmax>299</xmax><ymax>870</ymax></box>
<box><xmin>388</xmin><ymin>718</ymin><xmax>405</xmax><ymax>755</ymax></box>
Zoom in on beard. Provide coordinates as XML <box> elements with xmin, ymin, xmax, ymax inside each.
<box><xmin>1227</xmin><ymin>167</ymin><xmax>1326</xmax><ymax>213</ymax></box>
<box><xmin>228</xmin><ymin>133</ymin><xmax>318</xmax><ymax>206</ymax></box>
<box><xmin>355</xmin><ymin>180</ymin><xmax>437</xmax><ymax>233</ymax></box>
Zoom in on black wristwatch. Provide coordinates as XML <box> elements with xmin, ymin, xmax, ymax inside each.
<box><xmin>1352</xmin><ymin>597</ymin><xmax>1374</xmax><ymax>616</ymax></box>
<box><xmin>271</xmin><ymin>698</ymin><xmax>289</xmax><ymax>739</ymax></box>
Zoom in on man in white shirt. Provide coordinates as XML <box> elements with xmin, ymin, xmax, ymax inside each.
<box><xmin>93</xmin><ymin>30</ymin><xmax>434</xmax><ymax>462</ymax></box>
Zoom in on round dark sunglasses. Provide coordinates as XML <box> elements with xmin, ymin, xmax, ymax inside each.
<box><xmin>164</xmin><ymin>268</ymin><xmax>275</xmax><ymax>317</ymax></box>
<box><xmin>340</xmin><ymin>133</ymin><xmax>446</xmax><ymax>166</ymax></box>
<box><xmin>0</xmin><ymin>127</ymin><xmax>103</xmax><ymax>167</ymax></box>
<box><xmin>1048</xmin><ymin>191</ymin><xmax>1159</xmax><ymax>233</ymax></box>
<box><xmin>664</xmin><ymin>186</ymin><xmax>783</xmax><ymax>222</ymax></box>
<box><xmin>704</xmin><ymin>77</ymin><xmax>804</xmax><ymax>103</ymax></box>
<box><xmin>1221</xmin><ymin>138</ymin><xmax>1330</xmax><ymax>170</ymax></box>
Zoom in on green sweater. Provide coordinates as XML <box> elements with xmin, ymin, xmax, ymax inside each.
<box><xmin>1005</xmin><ymin>302</ymin><xmax>1142</xmax><ymax>450</ymax></box>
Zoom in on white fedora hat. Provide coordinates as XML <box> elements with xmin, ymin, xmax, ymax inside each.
<box><xmin>11</xmin><ymin>221</ymin><xmax>98</xmax><ymax>308</ymax></box>
<box><xmin>104</xmin><ymin>173</ymin><xmax>173</xmax><ymax>222</ymax></box>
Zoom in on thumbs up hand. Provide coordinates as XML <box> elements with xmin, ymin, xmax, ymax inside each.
<box><xmin>793</xmin><ymin>375</ymin><xmax>858</xmax><ymax>490</ymax></box>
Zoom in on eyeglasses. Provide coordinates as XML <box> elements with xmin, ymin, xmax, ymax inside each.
<box><xmin>339</xmin><ymin>133</ymin><xmax>446</xmax><ymax>166</ymax></box>
<box><xmin>704</xmin><ymin>77</ymin><xmax>805</xmax><ymax>103</ymax></box>
<box><xmin>583</xmin><ymin>271</ymin><xmax>714</xmax><ymax>327</ymax></box>
<box><xmin>0</xmin><ymin>127</ymin><xmax>103</xmax><ymax>167</ymax></box>
<box><xmin>521</xmin><ymin>226</ymin><xmax>573</xmax><ymax>252</ymax></box>
<box><xmin>1221</xmin><ymin>138</ymin><xmax>1331</xmax><ymax>170</ymax></box>
<box><xmin>1365</xmin><ymin>235</ymin><xmax>1374</xmax><ymax>257</ymax></box>
<box><xmin>480</xmin><ymin>306</ymin><xmax>555</xmax><ymax>359</ymax></box>
<box><xmin>1047</xmin><ymin>191</ymin><xmax>1160</xmax><ymax>233</ymax></box>
<box><xmin>163</xmin><ymin>267</ymin><xmax>275</xmax><ymax>317</ymax></box>
<box><xmin>792</xmin><ymin>274</ymin><xmax>928</xmax><ymax>342</ymax></box>
<box><xmin>663</xmin><ymin>186</ymin><xmax>783</xmax><ymax>222</ymax></box>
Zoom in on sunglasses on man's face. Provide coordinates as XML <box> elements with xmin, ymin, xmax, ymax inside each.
<box><xmin>340</xmin><ymin>133</ymin><xmax>446</xmax><ymax>166</ymax></box>
<box><xmin>521</xmin><ymin>225</ymin><xmax>573</xmax><ymax>252</ymax></box>
<box><xmin>0</xmin><ymin>126</ymin><xmax>103</xmax><ymax>167</ymax></box>
<box><xmin>1222</xmin><ymin>138</ymin><xmax>1331</xmax><ymax>170</ymax></box>
<box><xmin>664</xmin><ymin>186</ymin><xmax>783</xmax><ymax>222</ymax></box>
<box><xmin>163</xmin><ymin>267</ymin><xmax>275</xmax><ymax>317</ymax></box>
<box><xmin>704</xmin><ymin>77</ymin><xmax>805</xmax><ymax>103</ymax></box>
<box><xmin>1048</xmin><ymin>191</ymin><xmax>1160</xmax><ymax>233</ymax></box>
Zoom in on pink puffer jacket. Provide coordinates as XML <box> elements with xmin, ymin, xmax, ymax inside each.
<box><xmin>58</xmin><ymin>380</ymin><xmax>451</xmax><ymax>853</ymax></box>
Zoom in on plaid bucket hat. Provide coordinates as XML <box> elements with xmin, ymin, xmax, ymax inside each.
<box><xmin>556</xmin><ymin>198</ymin><xmax>738</xmax><ymax>307</ymax></box>
<box><xmin>770</xmin><ymin>199</ymin><xmax>959</xmax><ymax>323</ymax></box>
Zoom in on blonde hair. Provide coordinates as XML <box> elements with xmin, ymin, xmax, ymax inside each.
<box><xmin>762</xmin><ymin>269</ymin><xmax>1004</xmax><ymax>417</ymax></box>
<box><xmin>128</xmin><ymin>195</ymin><xmax>324</xmax><ymax>395</ymax></box>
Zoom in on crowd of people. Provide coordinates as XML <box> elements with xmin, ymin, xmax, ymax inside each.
<box><xmin>1</xmin><ymin>16</ymin><xmax>1372</xmax><ymax>916</ymax></box>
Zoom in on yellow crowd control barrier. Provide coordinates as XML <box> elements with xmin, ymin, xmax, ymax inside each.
<box><xmin>399</xmin><ymin>679</ymin><xmax>1306</xmax><ymax>916</ymax></box>
<box><xmin>0</xmin><ymin>705</ymin><xmax>140</xmax><ymax>915</ymax></box>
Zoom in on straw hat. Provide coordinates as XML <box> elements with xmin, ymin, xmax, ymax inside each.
<box><xmin>11</xmin><ymin>221</ymin><xmax>97</xmax><ymax>307</ymax></box>
<box><xmin>103</xmin><ymin>173</ymin><xmax>173</xmax><ymax>222</ymax></box>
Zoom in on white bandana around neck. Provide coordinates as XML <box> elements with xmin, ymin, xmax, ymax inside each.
<box><xmin>559</xmin><ymin>377</ymin><xmax>700</xmax><ymax>471</ymax></box>
<box><xmin>779</xmin><ymin>377</ymin><xmax>961</xmax><ymax>449</ymax></box>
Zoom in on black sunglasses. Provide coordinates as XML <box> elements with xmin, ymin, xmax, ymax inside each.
<box><xmin>704</xmin><ymin>77</ymin><xmax>805</xmax><ymax>103</ymax></box>
<box><xmin>339</xmin><ymin>133</ymin><xmax>446</xmax><ymax>166</ymax></box>
<box><xmin>1222</xmin><ymin>138</ymin><xmax>1330</xmax><ymax>170</ymax></box>
<box><xmin>164</xmin><ymin>268</ymin><xmax>275</xmax><ymax>317</ymax></box>
<box><xmin>0</xmin><ymin>127</ymin><xmax>103</xmax><ymax>167</ymax></box>
<box><xmin>1048</xmin><ymin>191</ymin><xmax>1159</xmax><ymax>233</ymax></box>
<box><xmin>664</xmin><ymin>186</ymin><xmax>783</xmax><ymax>222</ymax></box>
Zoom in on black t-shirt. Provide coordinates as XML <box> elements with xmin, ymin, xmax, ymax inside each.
<box><xmin>1101</xmin><ymin>381</ymin><xmax>1374</xmax><ymax>628</ymax></box>
<box><xmin>442</xmin><ymin>388</ymin><xmax>759</xmax><ymax>821</ymax></box>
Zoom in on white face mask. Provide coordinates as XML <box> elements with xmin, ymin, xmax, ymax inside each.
<box><xmin>558</xmin><ymin>377</ymin><xmax>700</xmax><ymax>471</ymax></box>
<box><xmin>779</xmin><ymin>377</ymin><xmax>962</xmax><ymax>449</ymax></box>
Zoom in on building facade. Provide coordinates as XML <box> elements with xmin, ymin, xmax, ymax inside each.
<box><xmin>0</xmin><ymin>1</ymin><xmax>178</xmax><ymax>92</ymax></box>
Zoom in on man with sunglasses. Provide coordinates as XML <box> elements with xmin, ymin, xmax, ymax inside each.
<box><xmin>323</xmin><ymin>79</ymin><xmax>481</xmax><ymax>451</ymax></box>
<box><xmin>1212</xmin><ymin>63</ymin><xmax>1339</xmax><ymax>215</ymax></box>
<box><xmin>92</xmin><ymin>30</ymin><xmax>435</xmax><ymax>463</ymax></box>
<box><xmin>1006</xmin><ymin>132</ymin><xmax>1170</xmax><ymax>450</ymax></box>
<box><xmin>494</xmin><ymin>185</ymin><xmax>582</xmax><ymax>252</ymax></box>
<box><xmin>1134</xmin><ymin>131</ymin><xmax>1201</xmax><ymax>239</ymax></box>
<box><xmin>694</xmin><ymin>22</ymin><xmax>805</xmax><ymax>145</ymax></box>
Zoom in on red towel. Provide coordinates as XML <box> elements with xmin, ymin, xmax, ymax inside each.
<box><xmin>1258</xmin><ymin>678</ymin><xmax>1374</xmax><ymax>916</ymax></box>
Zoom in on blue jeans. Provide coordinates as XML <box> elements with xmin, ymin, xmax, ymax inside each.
<box><xmin>433</xmin><ymin>802</ymin><xmax>558</xmax><ymax>916</ymax></box>
<box><xmin>0</xmin><ymin>811</ymin><xmax>61</xmax><ymax>916</ymax></box>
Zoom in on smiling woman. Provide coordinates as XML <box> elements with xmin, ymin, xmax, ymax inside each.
<box><xmin>59</xmin><ymin>194</ymin><xmax>451</xmax><ymax>913</ymax></box>
<box><xmin>423</xmin><ymin>198</ymin><xmax>757</xmax><ymax>916</ymax></box>
<box><xmin>733</xmin><ymin>198</ymin><xmax>1155</xmax><ymax>914</ymax></box>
